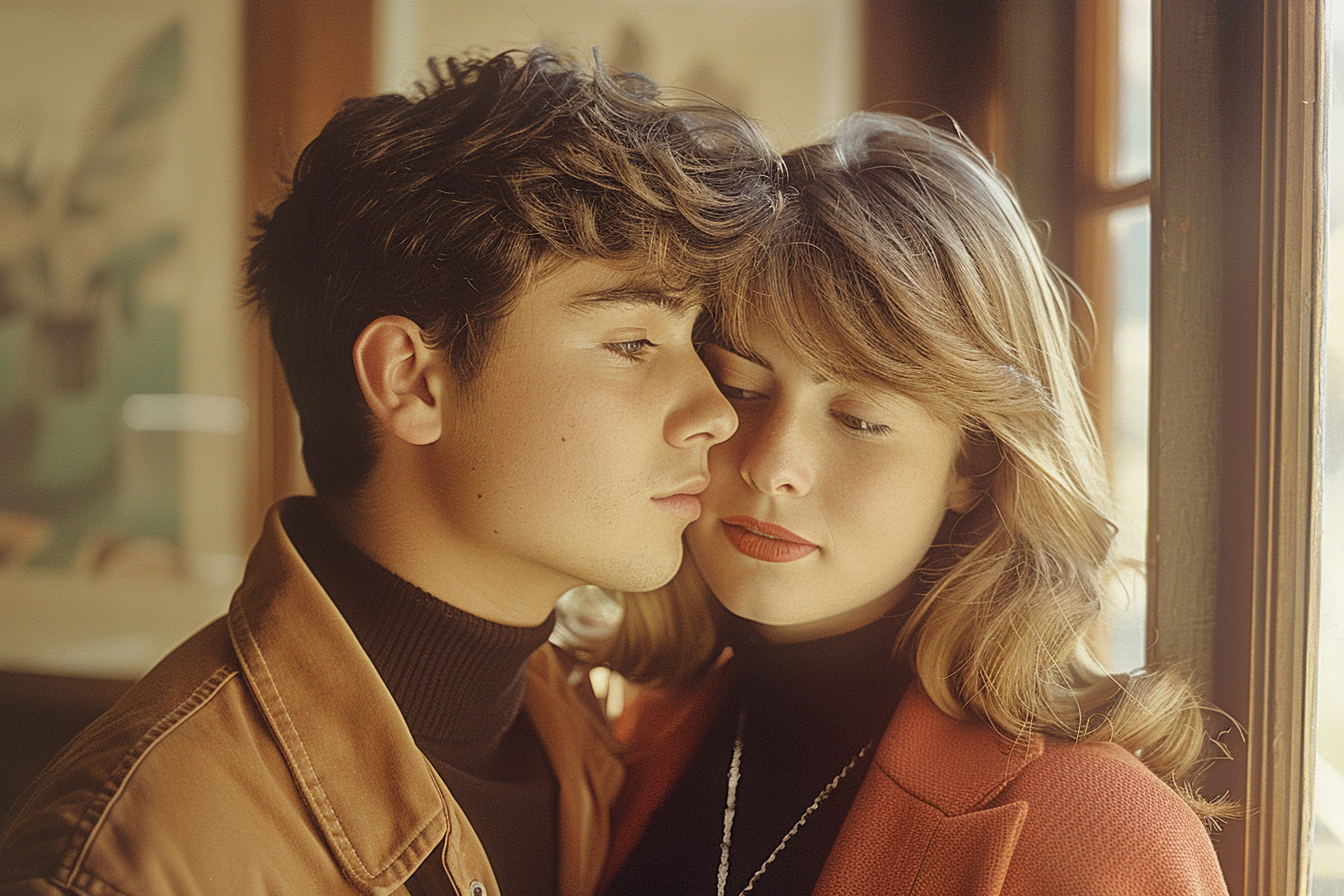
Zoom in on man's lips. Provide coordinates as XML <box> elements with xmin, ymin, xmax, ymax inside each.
<box><xmin>652</xmin><ymin>480</ymin><xmax>709</xmax><ymax>521</ymax></box>
<box><xmin>720</xmin><ymin>515</ymin><xmax>818</xmax><ymax>562</ymax></box>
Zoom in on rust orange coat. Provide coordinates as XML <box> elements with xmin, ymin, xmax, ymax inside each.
<box><xmin>606</xmin><ymin>659</ymin><xmax>1228</xmax><ymax>896</ymax></box>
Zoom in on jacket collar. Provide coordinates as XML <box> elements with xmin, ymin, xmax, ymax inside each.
<box><xmin>813</xmin><ymin>686</ymin><xmax>1041</xmax><ymax>896</ymax></box>
<box><xmin>875</xmin><ymin>685</ymin><xmax>1043</xmax><ymax>815</ymax></box>
<box><xmin>226</xmin><ymin>500</ymin><xmax>461</xmax><ymax>894</ymax></box>
<box><xmin>227</xmin><ymin>500</ymin><xmax>622</xmax><ymax>896</ymax></box>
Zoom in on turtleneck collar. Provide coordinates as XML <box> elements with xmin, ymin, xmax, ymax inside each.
<box><xmin>725</xmin><ymin>609</ymin><xmax>910</xmax><ymax>756</ymax></box>
<box><xmin>280</xmin><ymin>498</ymin><xmax>555</xmax><ymax>745</ymax></box>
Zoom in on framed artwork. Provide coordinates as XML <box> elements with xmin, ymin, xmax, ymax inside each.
<box><xmin>0</xmin><ymin>0</ymin><xmax>245</xmax><ymax>678</ymax></box>
<box><xmin>377</xmin><ymin>0</ymin><xmax>862</xmax><ymax>151</ymax></box>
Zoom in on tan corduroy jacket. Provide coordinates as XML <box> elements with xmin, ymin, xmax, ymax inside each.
<box><xmin>0</xmin><ymin>501</ymin><xmax>624</xmax><ymax>896</ymax></box>
<box><xmin>605</xmin><ymin>657</ymin><xmax>1229</xmax><ymax>896</ymax></box>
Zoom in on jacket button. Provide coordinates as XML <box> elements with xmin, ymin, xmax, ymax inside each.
<box><xmin>469</xmin><ymin>881</ymin><xmax>486</xmax><ymax>896</ymax></box>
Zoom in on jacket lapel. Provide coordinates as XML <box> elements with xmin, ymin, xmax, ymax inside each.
<box><xmin>814</xmin><ymin>687</ymin><xmax>1040</xmax><ymax>896</ymax></box>
<box><xmin>227</xmin><ymin>501</ymin><xmax>452</xmax><ymax>895</ymax></box>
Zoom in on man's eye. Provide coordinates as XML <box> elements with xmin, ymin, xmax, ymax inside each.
<box><xmin>604</xmin><ymin>339</ymin><xmax>656</xmax><ymax>360</ymax></box>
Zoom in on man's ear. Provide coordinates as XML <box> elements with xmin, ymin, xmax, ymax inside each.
<box><xmin>352</xmin><ymin>316</ymin><xmax>448</xmax><ymax>446</ymax></box>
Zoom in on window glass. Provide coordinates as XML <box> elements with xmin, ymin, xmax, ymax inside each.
<box><xmin>1089</xmin><ymin>0</ymin><xmax>1151</xmax><ymax>672</ymax></box>
<box><xmin>1113</xmin><ymin>0</ymin><xmax>1151</xmax><ymax>185</ymax></box>
<box><xmin>1101</xmin><ymin>202</ymin><xmax>1150</xmax><ymax>672</ymax></box>
<box><xmin>1313</xmin><ymin>2</ymin><xmax>1344</xmax><ymax>885</ymax></box>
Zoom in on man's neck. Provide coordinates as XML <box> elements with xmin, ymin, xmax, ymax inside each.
<box><xmin>282</xmin><ymin>497</ymin><xmax>555</xmax><ymax>744</ymax></box>
<box><xmin>316</xmin><ymin>488</ymin><xmax>573</xmax><ymax>628</ymax></box>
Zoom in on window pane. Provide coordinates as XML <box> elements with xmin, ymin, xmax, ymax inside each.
<box><xmin>1313</xmin><ymin>2</ymin><xmax>1344</xmax><ymax>886</ymax></box>
<box><xmin>1113</xmin><ymin>0</ymin><xmax>1152</xmax><ymax>185</ymax></box>
<box><xmin>1101</xmin><ymin>202</ymin><xmax>1150</xmax><ymax>672</ymax></box>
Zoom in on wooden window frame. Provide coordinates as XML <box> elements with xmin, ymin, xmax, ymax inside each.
<box><xmin>1001</xmin><ymin>0</ymin><xmax>1324</xmax><ymax>890</ymax></box>
<box><xmin>1150</xmin><ymin>0</ymin><xmax>1324</xmax><ymax>892</ymax></box>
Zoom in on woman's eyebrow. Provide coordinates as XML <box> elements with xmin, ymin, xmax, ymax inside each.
<box><xmin>707</xmin><ymin>341</ymin><xmax>773</xmax><ymax>370</ymax></box>
<box><xmin>713</xmin><ymin>343</ymin><xmax>831</xmax><ymax>385</ymax></box>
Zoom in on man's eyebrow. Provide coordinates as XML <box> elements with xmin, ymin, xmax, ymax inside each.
<box><xmin>566</xmin><ymin>286</ymin><xmax>699</xmax><ymax>313</ymax></box>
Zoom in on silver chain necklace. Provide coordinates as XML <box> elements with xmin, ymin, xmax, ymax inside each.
<box><xmin>716</xmin><ymin>708</ymin><xmax>875</xmax><ymax>896</ymax></box>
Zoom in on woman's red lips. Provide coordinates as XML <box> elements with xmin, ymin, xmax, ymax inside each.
<box><xmin>720</xmin><ymin>516</ymin><xmax>818</xmax><ymax>562</ymax></box>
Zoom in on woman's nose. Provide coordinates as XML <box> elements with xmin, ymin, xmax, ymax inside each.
<box><xmin>738</xmin><ymin>408</ymin><xmax>813</xmax><ymax>496</ymax></box>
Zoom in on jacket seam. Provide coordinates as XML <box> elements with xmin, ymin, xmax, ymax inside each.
<box><xmin>864</xmin><ymin>763</ymin><xmax>980</xmax><ymax>896</ymax></box>
<box><xmin>231</xmin><ymin>605</ymin><xmax>368</xmax><ymax>875</ymax></box>
<box><xmin>66</xmin><ymin>867</ymin><xmax>134</xmax><ymax>896</ymax></box>
<box><xmin>232</xmin><ymin>602</ymin><xmax>439</xmax><ymax>883</ymax></box>
<box><xmin>873</xmin><ymin>752</ymin><xmax>1028</xmax><ymax>817</ymax></box>
<box><xmin>57</xmin><ymin>665</ymin><xmax>239</xmax><ymax>888</ymax></box>
<box><xmin>869</xmin><ymin>760</ymin><xmax>952</xmax><ymax>815</ymax></box>
<box><xmin>4</xmin><ymin>878</ymin><xmax>90</xmax><ymax>896</ymax></box>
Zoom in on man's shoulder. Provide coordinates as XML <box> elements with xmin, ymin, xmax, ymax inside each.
<box><xmin>0</xmin><ymin>502</ymin><xmax>451</xmax><ymax>896</ymax></box>
<box><xmin>0</xmin><ymin>617</ymin><xmax>312</xmax><ymax>894</ymax></box>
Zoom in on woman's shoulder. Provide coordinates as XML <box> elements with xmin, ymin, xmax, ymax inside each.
<box><xmin>1000</xmin><ymin>736</ymin><xmax>1227</xmax><ymax>892</ymax></box>
<box><xmin>878</xmin><ymin>686</ymin><xmax>1228</xmax><ymax>892</ymax></box>
<box><xmin>885</xmin><ymin>684</ymin><xmax>1209</xmax><ymax>826</ymax></box>
<box><xmin>1010</xmin><ymin>733</ymin><xmax>1208</xmax><ymax>834</ymax></box>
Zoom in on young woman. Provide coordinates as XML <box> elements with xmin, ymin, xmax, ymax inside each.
<box><xmin>595</xmin><ymin>112</ymin><xmax>1232</xmax><ymax>895</ymax></box>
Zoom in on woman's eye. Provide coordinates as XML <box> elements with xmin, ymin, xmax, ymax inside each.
<box><xmin>834</xmin><ymin>411</ymin><xmax>891</xmax><ymax>435</ymax></box>
<box><xmin>715</xmin><ymin>382</ymin><xmax>758</xmax><ymax>401</ymax></box>
<box><xmin>604</xmin><ymin>339</ymin><xmax>656</xmax><ymax>361</ymax></box>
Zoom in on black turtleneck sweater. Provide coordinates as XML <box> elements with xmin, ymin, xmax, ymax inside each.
<box><xmin>605</xmin><ymin>611</ymin><xmax>910</xmax><ymax>896</ymax></box>
<box><xmin>281</xmin><ymin>500</ymin><xmax>558</xmax><ymax>896</ymax></box>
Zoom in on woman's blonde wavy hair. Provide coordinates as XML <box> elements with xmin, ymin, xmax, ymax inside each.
<box><xmin>598</xmin><ymin>111</ymin><xmax>1232</xmax><ymax>825</ymax></box>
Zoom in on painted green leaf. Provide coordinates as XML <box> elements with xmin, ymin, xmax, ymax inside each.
<box><xmin>0</xmin><ymin>147</ymin><xmax>42</xmax><ymax>211</ymax></box>
<box><xmin>109</xmin><ymin>21</ymin><xmax>184</xmax><ymax>131</ymax></box>
<box><xmin>103</xmin><ymin>226</ymin><xmax>183</xmax><ymax>323</ymax></box>
<box><xmin>65</xmin><ymin>20</ymin><xmax>185</xmax><ymax>218</ymax></box>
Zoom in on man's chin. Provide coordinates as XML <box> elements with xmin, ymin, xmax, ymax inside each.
<box><xmin>592</xmin><ymin>549</ymin><xmax>683</xmax><ymax>595</ymax></box>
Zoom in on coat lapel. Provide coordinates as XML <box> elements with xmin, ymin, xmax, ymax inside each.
<box><xmin>814</xmin><ymin>687</ymin><xmax>1040</xmax><ymax>896</ymax></box>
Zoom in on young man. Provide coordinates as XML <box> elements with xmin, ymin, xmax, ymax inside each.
<box><xmin>0</xmin><ymin>49</ymin><xmax>780</xmax><ymax>896</ymax></box>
